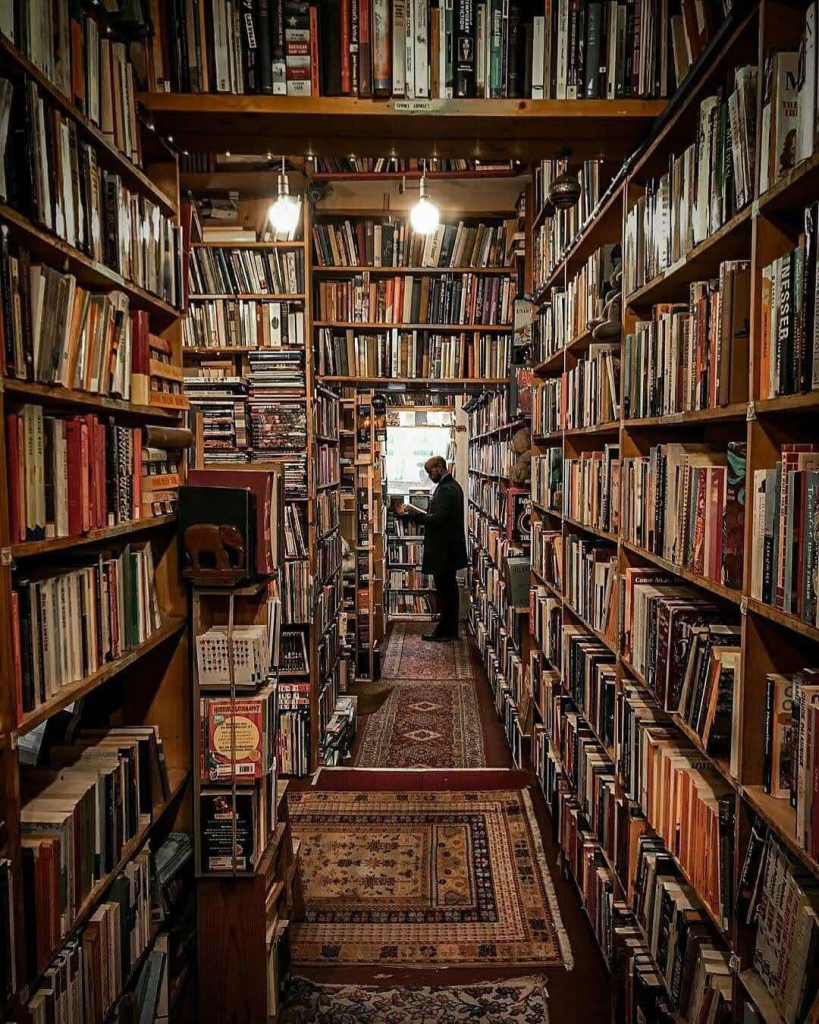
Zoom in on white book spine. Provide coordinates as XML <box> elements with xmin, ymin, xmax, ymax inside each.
<box><xmin>532</xmin><ymin>16</ymin><xmax>545</xmax><ymax>99</ymax></box>
<box><xmin>405</xmin><ymin>0</ymin><xmax>416</xmax><ymax>98</ymax></box>
<box><xmin>800</xmin><ymin>4</ymin><xmax>818</xmax><ymax>163</ymax></box>
<box><xmin>414</xmin><ymin>0</ymin><xmax>429</xmax><ymax>97</ymax></box>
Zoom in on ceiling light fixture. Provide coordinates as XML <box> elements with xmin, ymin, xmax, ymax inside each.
<box><xmin>410</xmin><ymin>161</ymin><xmax>440</xmax><ymax>235</ymax></box>
<box><xmin>268</xmin><ymin>158</ymin><xmax>301</xmax><ymax>236</ymax></box>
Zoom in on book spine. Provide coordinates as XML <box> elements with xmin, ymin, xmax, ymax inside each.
<box><xmin>454</xmin><ymin>0</ymin><xmax>476</xmax><ymax>97</ymax></box>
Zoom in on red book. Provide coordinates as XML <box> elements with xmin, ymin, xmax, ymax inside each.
<box><xmin>66</xmin><ymin>419</ymin><xmax>84</xmax><ymax>536</ymax></box>
<box><xmin>6</xmin><ymin>411</ymin><xmax>21</xmax><ymax>543</ymax></box>
<box><xmin>340</xmin><ymin>0</ymin><xmax>351</xmax><ymax>93</ymax></box>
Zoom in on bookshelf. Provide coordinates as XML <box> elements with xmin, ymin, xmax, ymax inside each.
<box><xmin>190</xmin><ymin>576</ymin><xmax>303</xmax><ymax>1024</ymax></box>
<box><xmin>0</xmin><ymin>17</ymin><xmax>194</xmax><ymax>1017</ymax></box>
<box><xmin>466</xmin><ymin>386</ymin><xmax>532</xmax><ymax>767</ymax></box>
<box><xmin>528</xmin><ymin>3</ymin><xmax>819</xmax><ymax>1020</ymax></box>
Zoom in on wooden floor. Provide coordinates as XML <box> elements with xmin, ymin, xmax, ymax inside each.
<box><xmin>288</xmin><ymin>622</ymin><xmax>612</xmax><ymax>1022</ymax></box>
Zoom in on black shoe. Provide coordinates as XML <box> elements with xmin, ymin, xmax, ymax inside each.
<box><xmin>422</xmin><ymin>633</ymin><xmax>451</xmax><ymax>642</ymax></box>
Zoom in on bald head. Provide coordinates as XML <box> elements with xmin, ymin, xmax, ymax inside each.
<box><xmin>425</xmin><ymin>456</ymin><xmax>447</xmax><ymax>483</ymax></box>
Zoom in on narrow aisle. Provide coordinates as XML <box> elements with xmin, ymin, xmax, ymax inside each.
<box><xmin>282</xmin><ymin>625</ymin><xmax>611</xmax><ymax>1023</ymax></box>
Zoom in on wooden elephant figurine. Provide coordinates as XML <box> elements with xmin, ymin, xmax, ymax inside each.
<box><xmin>184</xmin><ymin>523</ymin><xmax>246</xmax><ymax>571</ymax></box>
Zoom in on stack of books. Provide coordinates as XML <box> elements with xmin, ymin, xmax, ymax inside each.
<box><xmin>562</xmin><ymin>446</ymin><xmax>620</xmax><ymax>535</ymax></box>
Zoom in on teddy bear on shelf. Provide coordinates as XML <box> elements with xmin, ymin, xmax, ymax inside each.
<box><xmin>509</xmin><ymin>425</ymin><xmax>533</xmax><ymax>487</ymax></box>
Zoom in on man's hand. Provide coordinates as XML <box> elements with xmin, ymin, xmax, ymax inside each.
<box><xmin>392</xmin><ymin>500</ymin><xmax>407</xmax><ymax>515</ymax></box>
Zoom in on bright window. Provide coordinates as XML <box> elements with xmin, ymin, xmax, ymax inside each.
<box><xmin>386</xmin><ymin>426</ymin><xmax>452</xmax><ymax>494</ymax></box>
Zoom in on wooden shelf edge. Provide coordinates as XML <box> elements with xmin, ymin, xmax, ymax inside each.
<box><xmin>10</xmin><ymin>515</ymin><xmax>177</xmax><ymax>559</ymax></box>
<box><xmin>1</xmin><ymin>378</ymin><xmax>185</xmax><ymax>421</ymax></box>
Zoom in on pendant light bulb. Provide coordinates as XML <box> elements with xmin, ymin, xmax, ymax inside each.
<box><xmin>268</xmin><ymin>162</ymin><xmax>301</xmax><ymax>236</ymax></box>
<box><xmin>410</xmin><ymin>174</ymin><xmax>440</xmax><ymax>235</ymax></box>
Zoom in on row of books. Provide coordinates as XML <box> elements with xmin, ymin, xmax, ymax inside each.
<box><xmin>12</xmin><ymin>543</ymin><xmax>162</xmax><ymax>717</ymax></box>
<box><xmin>561</xmin><ymin>344</ymin><xmax>621</xmax><ymax>430</ymax></box>
<box><xmin>618</xmin><ymin>683</ymin><xmax>735</xmax><ymax>931</ymax></box>
<box><xmin>622</xmin><ymin>262</ymin><xmax>751</xmax><ymax>418</ymax></box>
<box><xmin>6</xmin><ymin>408</ymin><xmax>144</xmax><ymax>544</ymax></box>
<box><xmin>387</xmin><ymin>592</ymin><xmax>432</xmax><ymax>615</ymax></box>
<box><xmin>144</xmin><ymin>0</ymin><xmax>718</xmax><ymax>100</ymax></box>
<box><xmin>563</xmin><ymin>446</ymin><xmax>621</xmax><ymax>537</ymax></box>
<box><xmin>281</xmin><ymin>559</ymin><xmax>311</xmax><ymax>624</ymax></box>
<box><xmin>315</xmin><ymin>327</ymin><xmax>512</xmax><ymax>379</ymax></box>
<box><xmin>4</xmin><ymin>3</ymin><xmax>145</xmax><ymax>168</ymax></box>
<box><xmin>531</xmin><ymin>585</ymin><xmax>561</xmax><ymax>666</ymax></box>
<box><xmin>3</xmin><ymin>81</ymin><xmax>182</xmax><ymax>300</ymax></box>
<box><xmin>183</xmin><ymin>298</ymin><xmax>305</xmax><ymax>350</ymax></box>
<box><xmin>185</xmin><ymin>374</ymin><xmax>250</xmax><ymax>464</ymax></box>
<box><xmin>24</xmin><ymin>847</ymin><xmax>156</xmax><ymax>1021</ymax></box>
<box><xmin>315</xmin><ymin>442</ymin><xmax>340</xmax><ymax>488</ymax></box>
<box><xmin>21</xmin><ymin>725</ymin><xmax>171</xmax><ymax>972</ymax></box>
<box><xmin>315</xmin><ymin>391</ymin><xmax>339</xmax><ymax>439</ymax></box>
<box><xmin>630</xmin><ymin>833</ymin><xmax>734</xmax><ymax>1021</ymax></box>
<box><xmin>562</xmin><ymin>624</ymin><xmax>616</xmax><ymax>752</ymax></box>
<box><xmin>530</xmin><ymin>523</ymin><xmax>562</xmax><ymax>593</ymax></box>
<box><xmin>750</xmin><ymin>445</ymin><xmax>819</xmax><ymax>623</ymax></box>
<box><xmin>759</xmin><ymin>202</ymin><xmax>819</xmax><ymax>399</ymax></box>
<box><xmin>621</xmin><ymin>441</ymin><xmax>747</xmax><ymax>590</ymax></box>
<box><xmin>763</xmin><ymin>670</ymin><xmax>819</xmax><ymax>862</ymax></box>
<box><xmin>312</xmin><ymin>219</ymin><xmax>515</xmax><ymax>269</ymax></box>
<box><xmin>621</xmin><ymin>566</ymin><xmax>740</xmax><ymax>765</ymax></box>
<box><xmin>760</xmin><ymin>21</ymin><xmax>819</xmax><ymax>195</ymax></box>
<box><xmin>277</xmin><ymin>704</ymin><xmax>311</xmax><ymax>777</ymax></box>
<box><xmin>388</xmin><ymin>569</ymin><xmax>431</xmax><ymax>590</ymax></box>
<box><xmin>623</xmin><ymin>65</ymin><xmax>758</xmax><ymax>295</ymax></box>
<box><xmin>540</xmin><ymin>245</ymin><xmax>618</xmax><ymax>351</ymax></box>
<box><xmin>531</xmin><ymin>449</ymin><xmax>563</xmax><ymax>512</ymax></box>
<box><xmin>563</xmin><ymin>532</ymin><xmax>617</xmax><ymax>639</ymax></box>
<box><xmin>314</xmin><ymin>272</ymin><xmax>515</xmax><ymax>327</ymax></box>
<box><xmin>188</xmin><ymin>246</ymin><xmax>305</xmax><ymax>297</ymax></box>
<box><xmin>315</xmin><ymin>489</ymin><xmax>339</xmax><ymax>540</ymax></box>
<box><xmin>746</xmin><ymin>828</ymin><xmax>819</xmax><ymax>1024</ymax></box>
<box><xmin>467</xmin><ymin>434</ymin><xmax>515</xmax><ymax>479</ymax></box>
<box><xmin>312</xmin><ymin>157</ymin><xmax>513</xmax><ymax>173</ymax></box>
<box><xmin>532</xmin><ymin>159</ymin><xmax>608</xmax><ymax>286</ymax></box>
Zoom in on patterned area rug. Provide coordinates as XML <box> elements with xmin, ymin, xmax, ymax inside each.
<box><xmin>381</xmin><ymin>622</ymin><xmax>474</xmax><ymax>680</ymax></box>
<box><xmin>289</xmin><ymin>788</ymin><xmax>572</xmax><ymax>969</ymax></box>
<box><xmin>355</xmin><ymin>678</ymin><xmax>485</xmax><ymax>767</ymax></box>
<box><xmin>281</xmin><ymin>975</ymin><xmax>550</xmax><ymax>1022</ymax></box>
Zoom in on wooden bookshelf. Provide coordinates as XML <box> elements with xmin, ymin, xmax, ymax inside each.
<box><xmin>527</xmin><ymin>5</ymin><xmax>819</xmax><ymax>1019</ymax></box>
<box><xmin>0</xmin><ymin>118</ymin><xmax>192</xmax><ymax>1019</ymax></box>
<box><xmin>138</xmin><ymin>94</ymin><xmax>666</xmax><ymax>161</ymax></box>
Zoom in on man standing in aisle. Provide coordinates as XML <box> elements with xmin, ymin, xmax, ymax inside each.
<box><xmin>398</xmin><ymin>456</ymin><xmax>468</xmax><ymax>642</ymax></box>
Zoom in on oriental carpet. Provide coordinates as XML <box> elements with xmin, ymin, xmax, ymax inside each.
<box><xmin>288</xmin><ymin>788</ymin><xmax>573</xmax><ymax>970</ymax></box>
<box><xmin>355</xmin><ymin>677</ymin><xmax>485</xmax><ymax>768</ymax></box>
<box><xmin>381</xmin><ymin>621</ymin><xmax>474</xmax><ymax>679</ymax></box>
<box><xmin>280</xmin><ymin>975</ymin><xmax>550</xmax><ymax>1022</ymax></box>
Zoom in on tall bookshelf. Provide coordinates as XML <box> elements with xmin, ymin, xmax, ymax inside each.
<box><xmin>0</xmin><ymin>15</ymin><xmax>192</xmax><ymax>1019</ymax></box>
<box><xmin>529</xmin><ymin>3</ymin><xmax>819</xmax><ymax>1020</ymax></box>
<box><xmin>466</xmin><ymin>389</ymin><xmax>532</xmax><ymax>766</ymax></box>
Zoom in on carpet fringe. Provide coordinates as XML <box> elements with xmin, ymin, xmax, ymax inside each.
<box><xmin>523</xmin><ymin>789</ymin><xmax>574</xmax><ymax>971</ymax></box>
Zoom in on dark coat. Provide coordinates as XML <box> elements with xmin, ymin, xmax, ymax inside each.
<box><xmin>421</xmin><ymin>474</ymin><xmax>468</xmax><ymax>574</ymax></box>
